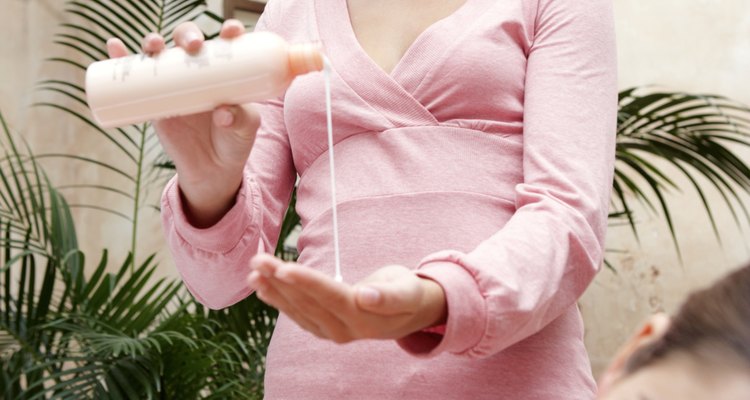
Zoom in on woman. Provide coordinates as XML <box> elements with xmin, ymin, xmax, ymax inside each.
<box><xmin>108</xmin><ymin>0</ymin><xmax>617</xmax><ymax>398</ymax></box>
<box><xmin>598</xmin><ymin>263</ymin><xmax>750</xmax><ymax>399</ymax></box>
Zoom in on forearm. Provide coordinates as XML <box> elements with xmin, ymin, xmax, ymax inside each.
<box><xmin>162</xmin><ymin>175</ymin><xmax>263</xmax><ymax>309</ymax></box>
<box><xmin>416</xmin><ymin>277</ymin><xmax>448</xmax><ymax>329</ymax></box>
<box><xmin>178</xmin><ymin>171</ymin><xmax>243</xmax><ymax>228</ymax></box>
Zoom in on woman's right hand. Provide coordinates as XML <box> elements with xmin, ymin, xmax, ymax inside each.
<box><xmin>107</xmin><ymin>20</ymin><xmax>261</xmax><ymax>228</ymax></box>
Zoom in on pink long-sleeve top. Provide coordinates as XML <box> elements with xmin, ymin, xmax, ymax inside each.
<box><xmin>161</xmin><ymin>0</ymin><xmax>617</xmax><ymax>398</ymax></box>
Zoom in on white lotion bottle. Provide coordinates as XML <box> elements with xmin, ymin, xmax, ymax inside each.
<box><xmin>86</xmin><ymin>32</ymin><xmax>323</xmax><ymax>128</ymax></box>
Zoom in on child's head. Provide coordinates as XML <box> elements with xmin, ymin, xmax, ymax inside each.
<box><xmin>598</xmin><ymin>263</ymin><xmax>750</xmax><ymax>399</ymax></box>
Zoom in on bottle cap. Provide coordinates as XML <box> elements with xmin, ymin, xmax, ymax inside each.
<box><xmin>288</xmin><ymin>44</ymin><xmax>324</xmax><ymax>76</ymax></box>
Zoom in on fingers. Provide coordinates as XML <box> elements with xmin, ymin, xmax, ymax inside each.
<box><xmin>354</xmin><ymin>266</ymin><xmax>420</xmax><ymax>315</ymax></box>
<box><xmin>108</xmin><ymin>32</ymin><xmax>165</xmax><ymax>59</ymax></box>
<box><xmin>106</xmin><ymin>38</ymin><xmax>128</xmax><ymax>59</ymax></box>
<box><xmin>249</xmin><ymin>255</ymin><xmax>355</xmax><ymax>342</ymax></box>
<box><xmin>264</xmin><ymin>275</ymin><xmax>353</xmax><ymax>343</ymax></box>
<box><xmin>251</xmin><ymin>254</ymin><xmax>349</xmax><ymax>307</ymax></box>
<box><xmin>249</xmin><ymin>253</ymin><xmax>285</xmax><ymax>275</ymax></box>
<box><xmin>220</xmin><ymin>19</ymin><xmax>246</xmax><ymax>39</ymax></box>
<box><xmin>172</xmin><ymin>21</ymin><xmax>204</xmax><ymax>53</ymax></box>
<box><xmin>212</xmin><ymin>104</ymin><xmax>261</xmax><ymax>140</ymax></box>
<box><xmin>141</xmin><ymin>32</ymin><xmax>165</xmax><ymax>55</ymax></box>
<box><xmin>109</xmin><ymin>21</ymin><xmax>203</xmax><ymax>62</ymax></box>
<box><xmin>251</xmin><ymin>272</ymin><xmax>325</xmax><ymax>338</ymax></box>
<box><xmin>248</xmin><ymin>265</ymin><xmax>315</xmax><ymax>329</ymax></box>
<box><xmin>109</xmin><ymin>19</ymin><xmax>243</xmax><ymax>61</ymax></box>
<box><xmin>248</xmin><ymin>256</ymin><xmax>432</xmax><ymax>341</ymax></box>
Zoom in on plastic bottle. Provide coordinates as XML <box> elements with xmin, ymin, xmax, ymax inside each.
<box><xmin>85</xmin><ymin>32</ymin><xmax>323</xmax><ymax>128</ymax></box>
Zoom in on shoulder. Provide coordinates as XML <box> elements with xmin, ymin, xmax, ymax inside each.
<box><xmin>530</xmin><ymin>0</ymin><xmax>615</xmax><ymax>40</ymax></box>
<box><xmin>256</xmin><ymin>0</ymin><xmax>317</xmax><ymax>39</ymax></box>
<box><xmin>258</xmin><ymin>0</ymin><xmax>315</xmax><ymax>28</ymax></box>
<box><xmin>532</xmin><ymin>0</ymin><xmax>614</xmax><ymax>22</ymax></box>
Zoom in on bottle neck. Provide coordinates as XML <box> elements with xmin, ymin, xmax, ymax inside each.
<box><xmin>288</xmin><ymin>44</ymin><xmax>324</xmax><ymax>77</ymax></box>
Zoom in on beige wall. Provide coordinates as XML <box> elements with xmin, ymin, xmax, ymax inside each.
<box><xmin>2</xmin><ymin>0</ymin><xmax>749</xmax><ymax>382</ymax></box>
<box><xmin>581</xmin><ymin>0</ymin><xmax>750</xmax><ymax>377</ymax></box>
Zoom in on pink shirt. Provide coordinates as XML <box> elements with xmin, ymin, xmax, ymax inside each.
<box><xmin>161</xmin><ymin>0</ymin><xmax>618</xmax><ymax>398</ymax></box>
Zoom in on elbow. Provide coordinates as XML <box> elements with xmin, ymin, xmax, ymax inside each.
<box><xmin>184</xmin><ymin>281</ymin><xmax>252</xmax><ymax>310</ymax></box>
<box><xmin>518</xmin><ymin>183</ymin><xmax>610</xmax><ymax>250</ymax></box>
<box><xmin>200</xmin><ymin>298</ymin><xmax>233</xmax><ymax>311</ymax></box>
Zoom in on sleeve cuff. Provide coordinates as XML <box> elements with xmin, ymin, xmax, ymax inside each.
<box><xmin>161</xmin><ymin>174</ymin><xmax>258</xmax><ymax>254</ymax></box>
<box><xmin>397</xmin><ymin>253</ymin><xmax>486</xmax><ymax>357</ymax></box>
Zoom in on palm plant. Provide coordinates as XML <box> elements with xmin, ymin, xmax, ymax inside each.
<box><xmin>0</xmin><ymin>110</ymin><xmax>276</xmax><ymax>398</ymax></box>
<box><xmin>612</xmin><ymin>87</ymin><xmax>750</xmax><ymax>256</ymax></box>
<box><xmin>2</xmin><ymin>0</ymin><xmax>277</xmax><ymax>398</ymax></box>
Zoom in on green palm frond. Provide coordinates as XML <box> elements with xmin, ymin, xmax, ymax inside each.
<box><xmin>2</xmin><ymin>238</ymin><xmax>270</xmax><ymax>399</ymax></box>
<box><xmin>613</xmin><ymin>87</ymin><xmax>750</xmax><ymax>255</ymax></box>
<box><xmin>157</xmin><ymin>312</ymin><xmax>265</xmax><ymax>399</ymax></box>
<box><xmin>0</xmin><ymin>117</ymin><xmax>52</xmax><ymax>255</ymax></box>
<box><xmin>1</xmin><ymin>109</ymin><xmax>271</xmax><ymax>398</ymax></box>
<box><xmin>0</xmin><ymin>111</ymin><xmax>82</xmax><ymax>399</ymax></box>
<box><xmin>0</xmin><ymin>0</ymin><xmax>279</xmax><ymax>397</ymax></box>
<box><xmin>18</xmin><ymin>250</ymin><xmax>184</xmax><ymax>399</ymax></box>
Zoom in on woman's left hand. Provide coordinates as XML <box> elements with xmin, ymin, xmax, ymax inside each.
<box><xmin>247</xmin><ymin>254</ymin><xmax>447</xmax><ymax>343</ymax></box>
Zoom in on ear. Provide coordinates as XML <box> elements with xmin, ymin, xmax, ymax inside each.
<box><xmin>598</xmin><ymin>313</ymin><xmax>671</xmax><ymax>395</ymax></box>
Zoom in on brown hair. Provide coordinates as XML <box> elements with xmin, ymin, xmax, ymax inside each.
<box><xmin>625</xmin><ymin>263</ymin><xmax>750</xmax><ymax>372</ymax></box>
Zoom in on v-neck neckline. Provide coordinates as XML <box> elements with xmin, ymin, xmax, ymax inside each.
<box><xmin>315</xmin><ymin>0</ymin><xmax>480</xmax><ymax>127</ymax></box>
<box><xmin>339</xmin><ymin>0</ymin><xmax>473</xmax><ymax>77</ymax></box>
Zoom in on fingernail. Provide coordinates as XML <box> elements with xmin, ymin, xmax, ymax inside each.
<box><xmin>145</xmin><ymin>32</ymin><xmax>159</xmax><ymax>43</ymax></box>
<box><xmin>213</xmin><ymin>108</ymin><xmax>234</xmax><ymax>127</ymax></box>
<box><xmin>250</xmin><ymin>260</ymin><xmax>272</xmax><ymax>278</ymax></box>
<box><xmin>184</xmin><ymin>31</ymin><xmax>201</xmax><ymax>49</ymax></box>
<box><xmin>358</xmin><ymin>287</ymin><xmax>381</xmax><ymax>305</ymax></box>
<box><xmin>225</xmin><ymin>19</ymin><xmax>244</xmax><ymax>30</ymax></box>
<box><xmin>249</xmin><ymin>254</ymin><xmax>265</xmax><ymax>269</ymax></box>
<box><xmin>247</xmin><ymin>270</ymin><xmax>260</xmax><ymax>286</ymax></box>
<box><xmin>257</xmin><ymin>267</ymin><xmax>271</xmax><ymax>278</ymax></box>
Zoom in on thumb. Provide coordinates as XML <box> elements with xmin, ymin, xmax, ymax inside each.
<box><xmin>354</xmin><ymin>266</ymin><xmax>422</xmax><ymax>315</ymax></box>
<box><xmin>355</xmin><ymin>280</ymin><xmax>419</xmax><ymax>316</ymax></box>
<box><xmin>212</xmin><ymin>104</ymin><xmax>261</xmax><ymax>140</ymax></box>
<box><xmin>355</xmin><ymin>286</ymin><xmax>383</xmax><ymax>310</ymax></box>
